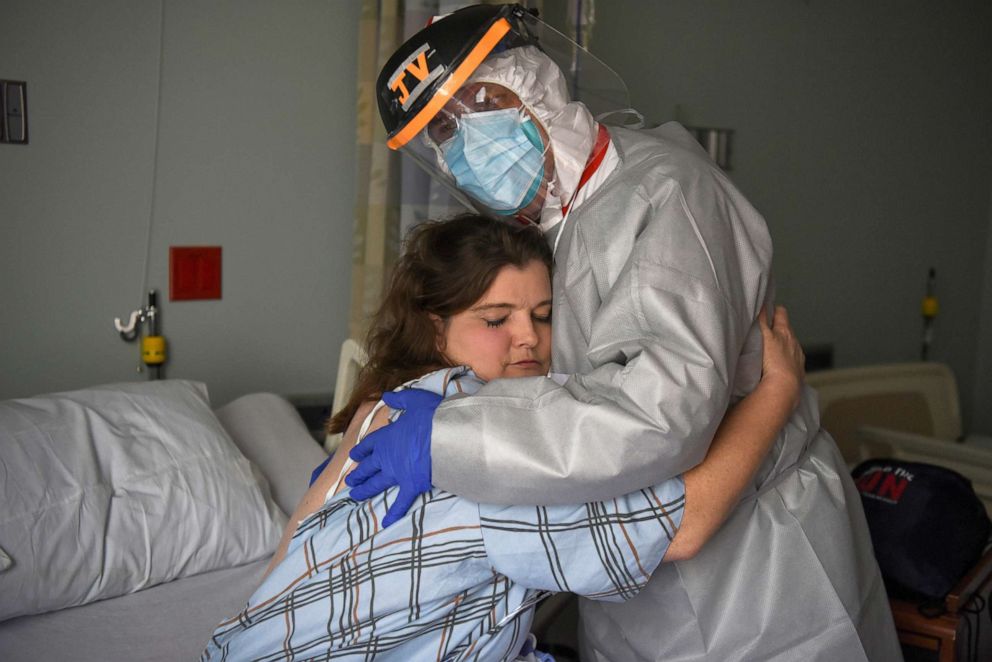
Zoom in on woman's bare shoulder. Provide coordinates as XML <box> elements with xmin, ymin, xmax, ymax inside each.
<box><xmin>342</xmin><ymin>398</ymin><xmax>394</xmax><ymax>448</ymax></box>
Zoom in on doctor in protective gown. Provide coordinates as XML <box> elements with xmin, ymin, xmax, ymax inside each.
<box><xmin>359</xmin><ymin>5</ymin><xmax>902</xmax><ymax>661</ymax></box>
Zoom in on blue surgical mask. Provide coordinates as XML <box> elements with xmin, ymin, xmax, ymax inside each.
<box><xmin>440</xmin><ymin>109</ymin><xmax>546</xmax><ymax>215</ymax></box>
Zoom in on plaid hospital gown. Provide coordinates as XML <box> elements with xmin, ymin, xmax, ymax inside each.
<box><xmin>202</xmin><ymin>367</ymin><xmax>685</xmax><ymax>661</ymax></box>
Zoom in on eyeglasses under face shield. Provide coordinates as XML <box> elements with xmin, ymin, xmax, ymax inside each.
<box><xmin>421</xmin><ymin>83</ymin><xmax>552</xmax><ymax>218</ymax></box>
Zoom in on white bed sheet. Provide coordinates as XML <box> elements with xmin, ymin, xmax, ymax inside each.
<box><xmin>0</xmin><ymin>390</ymin><xmax>328</xmax><ymax>662</ymax></box>
<box><xmin>0</xmin><ymin>558</ymin><xmax>268</xmax><ymax>662</ymax></box>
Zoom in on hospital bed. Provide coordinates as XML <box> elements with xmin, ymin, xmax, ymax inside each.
<box><xmin>806</xmin><ymin>362</ymin><xmax>964</xmax><ymax>464</ymax></box>
<box><xmin>808</xmin><ymin>362</ymin><xmax>992</xmax><ymax>659</ymax></box>
<box><xmin>0</xmin><ymin>380</ymin><xmax>328</xmax><ymax>661</ymax></box>
<box><xmin>323</xmin><ymin>337</ymin><xmax>368</xmax><ymax>454</ymax></box>
<box><xmin>0</xmin><ymin>337</ymin><xmax>583</xmax><ymax>661</ymax></box>
<box><xmin>806</xmin><ymin>361</ymin><xmax>992</xmax><ymax>512</ymax></box>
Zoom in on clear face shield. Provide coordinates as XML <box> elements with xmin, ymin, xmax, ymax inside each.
<box><xmin>382</xmin><ymin>6</ymin><xmax>630</xmax><ymax>225</ymax></box>
<box><xmin>420</xmin><ymin>80</ymin><xmax>553</xmax><ymax>220</ymax></box>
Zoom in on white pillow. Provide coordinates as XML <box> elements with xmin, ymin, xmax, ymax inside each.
<box><xmin>0</xmin><ymin>380</ymin><xmax>287</xmax><ymax>621</ymax></box>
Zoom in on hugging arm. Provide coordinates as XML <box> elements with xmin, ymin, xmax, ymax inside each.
<box><xmin>664</xmin><ymin>306</ymin><xmax>803</xmax><ymax>559</ymax></box>
<box><xmin>432</xmin><ymin>269</ymin><xmax>742</xmax><ymax>505</ymax></box>
<box><xmin>351</xmin><ymin>264</ymin><xmax>745</xmax><ymax>510</ymax></box>
<box><xmin>480</xmin><ymin>475</ymin><xmax>686</xmax><ymax>600</ymax></box>
<box><xmin>484</xmin><ymin>307</ymin><xmax>804</xmax><ymax>591</ymax></box>
<box><xmin>348</xmin><ymin>187</ymin><xmax>776</xmax><ymax>513</ymax></box>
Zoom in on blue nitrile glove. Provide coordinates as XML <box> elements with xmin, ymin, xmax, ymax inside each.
<box><xmin>345</xmin><ymin>388</ymin><xmax>442</xmax><ymax>527</ymax></box>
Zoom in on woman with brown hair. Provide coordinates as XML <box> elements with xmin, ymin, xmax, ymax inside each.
<box><xmin>204</xmin><ymin>214</ymin><xmax>805</xmax><ymax>661</ymax></box>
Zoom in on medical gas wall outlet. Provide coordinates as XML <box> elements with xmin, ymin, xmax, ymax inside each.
<box><xmin>0</xmin><ymin>80</ymin><xmax>28</xmax><ymax>144</ymax></box>
<box><xmin>114</xmin><ymin>290</ymin><xmax>167</xmax><ymax>379</ymax></box>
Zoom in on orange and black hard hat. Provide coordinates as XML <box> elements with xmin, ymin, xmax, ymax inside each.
<box><xmin>376</xmin><ymin>3</ymin><xmax>538</xmax><ymax>150</ymax></box>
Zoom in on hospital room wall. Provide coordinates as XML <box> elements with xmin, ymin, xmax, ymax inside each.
<box><xmin>583</xmin><ymin>0</ymin><xmax>992</xmax><ymax>431</ymax></box>
<box><xmin>0</xmin><ymin>0</ymin><xmax>360</xmax><ymax>406</ymax></box>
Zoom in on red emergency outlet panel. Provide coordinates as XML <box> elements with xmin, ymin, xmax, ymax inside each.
<box><xmin>170</xmin><ymin>246</ymin><xmax>222</xmax><ymax>301</ymax></box>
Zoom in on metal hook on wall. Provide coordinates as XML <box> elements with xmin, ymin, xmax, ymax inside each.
<box><xmin>114</xmin><ymin>309</ymin><xmax>144</xmax><ymax>341</ymax></box>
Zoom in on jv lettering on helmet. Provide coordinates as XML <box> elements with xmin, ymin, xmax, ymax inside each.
<box><xmin>388</xmin><ymin>43</ymin><xmax>443</xmax><ymax>110</ymax></box>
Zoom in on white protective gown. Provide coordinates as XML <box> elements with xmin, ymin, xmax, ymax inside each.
<box><xmin>431</xmin><ymin>122</ymin><xmax>902</xmax><ymax>660</ymax></box>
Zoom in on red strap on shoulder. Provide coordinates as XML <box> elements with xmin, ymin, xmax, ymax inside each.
<box><xmin>562</xmin><ymin>124</ymin><xmax>611</xmax><ymax>216</ymax></box>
